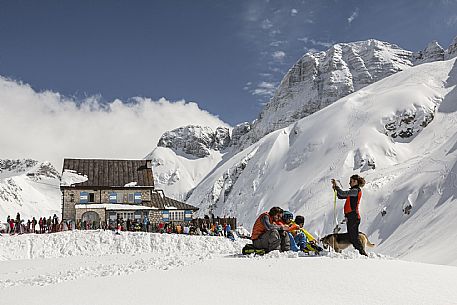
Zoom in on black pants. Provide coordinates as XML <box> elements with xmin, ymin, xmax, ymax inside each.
<box><xmin>346</xmin><ymin>213</ymin><xmax>364</xmax><ymax>253</ymax></box>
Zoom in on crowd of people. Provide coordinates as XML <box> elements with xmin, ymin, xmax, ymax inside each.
<box><xmin>1</xmin><ymin>212</ymin><xmax>237</xmax><ymax>241</ymax></box>
<box><xmin>110</xmin><ymin>217</ymin><xmax>237</xmax><ymax>240</ymax></box>
<box><xmin>2</xmin><ymin>212</ymin><xmax>71</xmax><ymax>235</ymax></box>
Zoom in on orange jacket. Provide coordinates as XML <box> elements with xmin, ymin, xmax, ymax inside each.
<box><xmin>287</xmin><ymin>223</ymin><xmax>300</xmax><ymax>235</ymax></box>
<box><xmin>336</xmin><ymin>186</ymin><xmax>362</xmax><ymax>219</ymax></box>
<box><xmin>251</xmin><ymin>212</ymin><xmax>274</xmax><ymax>240</ymax></box>
<box><xmin>343</xmin><ymin>189</ymin><xmax>362</xmax><ymax>219</ymax></box>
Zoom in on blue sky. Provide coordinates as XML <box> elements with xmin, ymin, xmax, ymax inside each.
<box><xmin>1</xmin><ymin>0</ymin><xmax>457</xmax><ymax>125</ymax></box>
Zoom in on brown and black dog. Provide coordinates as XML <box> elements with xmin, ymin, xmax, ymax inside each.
<box><xmin>320</xmin><ymin>232</ymin><xmax>375</xmax><ymax>253</ymax></box>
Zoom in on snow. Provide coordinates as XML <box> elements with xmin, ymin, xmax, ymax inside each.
<box><xmin>164</xmin><ymin>205</ymin><xmax>177</xmax><ymax>209</ymax></box>
<box><xmin>60</xmin><ymin>169</ymin><xmax>88</xmax><ymax>186</ymax></box>
<box><xmin>146</xmin><ymin>146</ymin><xmax>224</xmax><ymax>200</ymax></box>
<box><xmin>1</xmin><ymin>231</ymin><xmax>457</xmax><ymax>305</ymax></box>
<box><xmin>124</xmin><ymin>181</ymin><xmax>138</xmax><ymax>187</ymax></box>
<box><xmin>0</xmin><ymin>161</ymin><xmax>61</xmax><ymax>220</ymax></box>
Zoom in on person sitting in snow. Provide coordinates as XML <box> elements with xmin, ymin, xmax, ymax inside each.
<box><xmin>277</xmin><ymin>211</ymin><xmax>307</xmax><ymax>252</ymax></box>
<box><xmin>293</xmin><ymin>216</ymin><xmax>322</xmax><ymax>253</ymax></box>
<box><xmin>251</xmin><ymin>207</ymin><xmax>290</xmax><ymax>253</ymax></box>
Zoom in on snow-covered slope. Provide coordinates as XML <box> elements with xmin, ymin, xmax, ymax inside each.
<box><xmin>187</xmin><ymin>57</ymin><xmax>457</xmax><ymax>265</ymax></box>
<box><xmin>145</xmin><ymin>146</ymin><xmax>225</xmax><ymax>200</ymax></box>
<box><xmin>145</xmin><ymin>125</ymin><xmax>232</xmax><ymax>200</ymax></box>
<box><xmin>0</xmin><ymin>159</ymin><xmax>61</xmax><ymax>220</ymax></box>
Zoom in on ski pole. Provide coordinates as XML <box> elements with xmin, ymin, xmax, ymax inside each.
<box><xmin>333</xmin><ymin>189</ymin><xmax>337</xmax><ymax>228</ymax></box>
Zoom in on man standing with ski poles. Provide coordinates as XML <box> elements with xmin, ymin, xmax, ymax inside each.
<box><xmin>331</xmin><ymin>175</ymin><xmax>368</xmax><ymax>256</ymax></box>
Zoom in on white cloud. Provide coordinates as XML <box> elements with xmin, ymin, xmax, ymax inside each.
<box><xmin>298</xmin><ymin>37</ymin><xmax>333</xmax><ymax>49</ymax></box>
<box><xmin>261</xmin><ymin>19</ymin><xmax>273</xmax><ymax>30</ymax></box>
<box><xmin>269</xmin><ymin>29</ymin><xmax>281</xmax><ymax>36</ymax></box>
<box><xmin>291</xmin><ymin>9</ymin><xmax>298</xmax><ymax>16</ymax></box>
<box><xmin>348</xmin><ymin>8</ymin><xmax>359</xmax><ymax>24</ymax></box>
<box><xmin>258</xmin><ymin>81</ymin><xmax>275</xmax><ymax>89</ymax></box>
<box><xmin>252</xmin><ymin>81</ymin><xmax>276</xmax><ymax>97</ymax></box>
<box><xmin>270</xmin><ymin>40</ymin><xmax>286</xmax><ymax>47</ymax></box>
<box><xmin>305</xmin><ymin>47</ymin><xmax>319</xmax><ymax>53</ymax></box>
<box><xmin>272</xmin><ymin>51</ymin><xmax>286</xmax><ymax>61</ymax></box>
<box><xmin>447</xmin><ymin>15</ymin><xmax>457</xmax><ymax>26</ymax></box>
<box><xmin>0</xmin><ymin>76</ymin><xmax>228</xmax><ymax>170</ymax></box>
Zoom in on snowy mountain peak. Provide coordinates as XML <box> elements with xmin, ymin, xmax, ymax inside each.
<box><xmin>156</xmin><ymin>125</ymin><xmax>230</xmax><ymax>159</ymax></box>
<box><xmin>238</xmin><ymin>39</ymin><xmax>414</xmax><ymax>148</ymax></box>
<box><xmin>144</xmin><ymin>125</ymin><xmax>231</xmax><ymax>200</ymax></box>
<box><xmin>0</xmin><ymin>159</ymin><xmax>61</xmax><ymax>219</ymax></box>
<box><xmin>413</xmin><ymin>41</ymin><xmax>445</xmax><ymax>64</ymax></box>
<box><xmin>26</xmin><ymin>161</ymin><xmax>61</xmax><ymax>180</ymax></box>
<box><xmin>446</xmin><ymin>35</ymin><xmax>457</xmax><ymax>59</ymax></box>
<box><xmin>229</xmin><ymin>122</ymin><xmax>251</xmax><ymax>147</ymax></box>
<box><xmin>0</xmin><ymin>159</ymin><xmax>39</xmax><ymax>178</ymax></box>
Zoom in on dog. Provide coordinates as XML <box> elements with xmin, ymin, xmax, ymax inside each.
<box><xmin>320</xmin><ymin>232</ymin><xmax>375</xmax><ymax>253</ymax></box>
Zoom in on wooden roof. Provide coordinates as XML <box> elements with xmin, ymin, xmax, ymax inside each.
<box><xmin>148</xmin><ymin>191</ymin><xmax>199</xmax><ymax>211</ymax></box>
<box><xmin>61</xmin><ymin>159</ymin><xmax>154</xmax><ymax>188</ymax></box>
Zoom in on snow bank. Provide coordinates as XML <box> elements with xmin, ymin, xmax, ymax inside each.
<box><xmin>0</xmin><ymin>230</ymin><xmax>246</xmax><ymax>262</ymax></box>
<box><xmin>60</xmin><ymin>169</ymin><xmax>88</xmax><ymax>186</ymax></box>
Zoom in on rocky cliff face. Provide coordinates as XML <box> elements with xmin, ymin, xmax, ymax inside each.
<box><xmin>229</xmin><ymin>122</ymin><xmax>251</xmax><ymax>147</ymax></box>
<box><xmin>445</xmin><ymin>36</ymin><xmax>457</xmax><ymax>60</ymax></box>
<box><xmin>157</xmin><ymin>125</ymin><xmax>230</xmax><ymax>159</ymax></box>
<box><xmin>413</xmin><ymin>41</ymin><xmax>445</xmax><ymax>64</ymax></box>
<box><xmin>238</xmin><ymin>39</ymin><xmax>414</xmax><ymax>147</ymax></box>
<box><xmin>0</xmin><ymin>159</ymin><xmax>39</xmax><ymax>176</ymax></box>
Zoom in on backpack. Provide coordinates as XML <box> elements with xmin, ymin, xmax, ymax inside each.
<box><xmin>242</xmin><ymin>244</ymin><xmax>265</xmax><ymax>256</ymax></box>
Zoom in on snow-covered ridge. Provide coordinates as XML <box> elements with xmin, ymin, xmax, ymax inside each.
<box><xmin>156</xmin><ymin>125</ymin><xmax>230</xmax><ymax>159</ymax></box>
<box><xmin>0</xmin><ymin>159</ymin><xmax>39</xmax><ymax>178</ymax></box>
<box><xmin>145</xmin><ymin>125</ymin><xmax>233</xmax><ymax>200</ymax></box>
<box><xmin>0</xmin><ymin>159</ymin><xmax>61</xmax><ymax>219</ymax></box>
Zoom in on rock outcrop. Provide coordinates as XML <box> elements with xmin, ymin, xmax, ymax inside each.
<box><xmin>157</xmin><ymin>125</ymin><xmax>230</xmax><ymax>158</ymax></box>
<box><xmin>413</xmin><ymin>41</ymin><xmax>445</xmax><ymax>64</ymax></box>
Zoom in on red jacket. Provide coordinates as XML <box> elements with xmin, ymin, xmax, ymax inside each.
<box><xmin>251</xmin><ymin>212</ymin><xmax>274</xmax><ymax>240</ymax></box>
